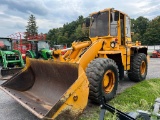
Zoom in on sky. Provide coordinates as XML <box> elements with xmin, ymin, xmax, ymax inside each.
<box><xmin>0</xmin><ymin>0</ymin><xmax>160</xmax><ymax>37</ymax></box>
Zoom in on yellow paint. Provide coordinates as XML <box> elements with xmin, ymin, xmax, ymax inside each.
<box><xmin>140</xmin><ymin>61</ymin><xmax>146</xmax><ymax>75</ymax></box>
<box><xmin>98</xmin><ymin>51</ymin><xmax>121</xmax><ymax>54</ymax></box>
<box><xmin>103</xmin><ymin>70</ymin><xmax>115</xmax><ymax>94</ymax></box>
<box><xmin>21</xmin><ymin>57</ymin><xmax>31</xmax><ymax>72</ymax></box>
<box><xmin>51</xmin><ymin>66</ymin><xmax>89</xmax><ymax>119</ymax></box>
<box><xmin>72</xmin><ymin>41</ymin><xmax>91</xmax><ymax>50</ymax></box>
<box><xmin>78</xmin><ymin>40</ymin><xmax>104</xmax><ymax>69</ymax></box>
<box><xmin>147</xmin><ymin>55</ymin><xmax>150</xmax><ymax>63</ymax></box>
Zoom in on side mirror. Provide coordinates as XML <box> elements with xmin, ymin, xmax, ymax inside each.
<box><xmin>114</xmin><ymin>11</ymin><xmax>119</xmax><ymax>21</ymax></box>
<box><xmin>85</xmin><ymin>18</ymin><xmax>90</xmax><ymax>27</ymax></box>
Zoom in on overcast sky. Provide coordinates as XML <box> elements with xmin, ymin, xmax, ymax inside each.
<box><xmin>0</xmin><ymin>0</ymin><xmax>160</xmax><ymax>37</ymax></box>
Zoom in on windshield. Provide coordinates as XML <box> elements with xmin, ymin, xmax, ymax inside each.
<box><xmin>0</xmin><ymin>38</ymin><xmax>11</xmax><ymax>50</ymax></box>
<box><xmin>38</xmin><ymin>41</ymin><xmax>49</xmax><ymax>50</ymax></box>
<box><xmin>90</xmin><ymin>11</ymin><xmax>109</xmax><ymax>37</ymax></box>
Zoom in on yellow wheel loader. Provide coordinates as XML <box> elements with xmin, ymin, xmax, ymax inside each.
<box><xmin>0</xmin><ymin>8</ymin><xmax>148</xmax><ymax>119</ymax></box>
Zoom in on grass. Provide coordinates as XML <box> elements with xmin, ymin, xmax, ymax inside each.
<box><xmin>79</xmin><ymin>78</ymin><xmax>160</xmax><ymax>120</ymax></box>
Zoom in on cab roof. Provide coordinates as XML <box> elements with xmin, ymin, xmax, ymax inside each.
<box><xmin>90</xmin><ymin>8</ymin><xmax>129</xmax><ymax>18</ymax></box>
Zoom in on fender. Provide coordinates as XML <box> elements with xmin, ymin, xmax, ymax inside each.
<box><xmin>26</xmin><ymin>50</ymin><xmax>35</xmax><ymax>58</ymax></box>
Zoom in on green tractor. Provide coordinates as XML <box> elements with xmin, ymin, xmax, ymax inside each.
<box><xmin>0</xmin><ymin>37</ymin><xmax>24</xmax><ymax>77</ymax></box>
<box><xmin>26</xmin><ymin>40</ymin><xmax>52</xmax><ymax>60</ymax></box>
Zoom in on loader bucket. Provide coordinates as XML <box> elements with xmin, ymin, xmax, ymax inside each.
<box><xmin>0</xmin><ymin>58</ymin><xmax>89</xmax><ymax>120</ymax></box>
<box><xmin>1</xmin><ymin>67</ymin><xmax>23</xmax><ymax>78</ymax></box>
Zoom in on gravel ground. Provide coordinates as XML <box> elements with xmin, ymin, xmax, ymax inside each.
<box><xmin>0</xmin><ymin>58</ymin><xmax>160</xmax><ymax>120</ymax></box>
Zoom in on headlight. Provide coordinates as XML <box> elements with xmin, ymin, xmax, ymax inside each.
<box><xmin>110</xmin><ymin>41</ymin><xmax>116</xmax><ymax>48</ymax></box>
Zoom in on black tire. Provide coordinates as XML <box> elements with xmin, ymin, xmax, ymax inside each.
<box><xmin>86</xmin><ymin>58</ymin><xmax>119</xmax><ymax>104</ymax></box>
<box><xmin>128</xmin><ymin>53</ymin><xmax>147</xmax><ymax>82</ymax></box>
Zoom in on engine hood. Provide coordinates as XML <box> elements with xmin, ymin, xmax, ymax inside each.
<box><xmin>2</xmin><ymin>51</ymin><xmax>16</xmax><ymax>55</ymax></box>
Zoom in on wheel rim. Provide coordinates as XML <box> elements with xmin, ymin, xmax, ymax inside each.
<box><xmin>140</xmin><ymin>61</ymin><xmax>146</xmax><ymax>75</ymax></box>
<box><xmin>103</xmin><ymin>70</ymin><xmax>115</xmax><ymax>94</ymax></box>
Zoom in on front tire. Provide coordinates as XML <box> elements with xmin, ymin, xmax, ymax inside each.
<box><xmin>86</xmin><ymin>58</ymin><xmax>119</xmax><ymax>104</ymax></box>
<box><xmin>128</xmin><ymin>53</ymin><xmax>147</xmax><ymax>82</ymax></box>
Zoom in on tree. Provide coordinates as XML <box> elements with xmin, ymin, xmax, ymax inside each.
<box><xmin>143</xmin><ymin>16</ymin><xmax>160</xmax><ymax>45</ymax></box>
<box><xmin>133</xmin><ymin>16</ymin><xmax>149</xmax><ymax>36</ymax></box>
<box><xmin>26</xmin><ymin>14</ymin><xmax>38</xmax><ymax>38</ymax></box>
<box><xmin>75</xmin><ymin>25</ymin><xmax>84</xmax><ymax>38</ymax></box>
<box><xmin>47</xmin><ymin>15</ymin><xmax>88</xmax><ymax>46</ymax></box>
<box><xmin>131</xmin><ymin>17</ymin><xmax>149</xmax><ymax>44</ymax></box>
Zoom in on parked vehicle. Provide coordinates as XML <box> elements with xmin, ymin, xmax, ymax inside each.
<box><xmin>150</xmin><ymin>49</ymin><xmax>160</xmax><ymax>58</ymax></box>
<box><xmin>26</xmin><ymin>40</ymin><xmax>52</xmax><ymax>60</ymax></box>
<box><xmin>0</xmin><ymin>37</ymin><xmax>24</xmax><ymax>76</ymax></box>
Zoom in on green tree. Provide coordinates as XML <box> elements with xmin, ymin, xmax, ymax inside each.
<box><xmin>143</xmin><ymin>16</ymin><xmax>160</xmax><ymax>45</ymax></box>
<box><xmin>47</xmin><ymin>15</ymin><xmax>88</xmax><ymax>46</ymax></box>
<box><xmin>133</xmin><ymin>16</ymin><xmax>149</xmax><ymax>36</ymax></box>
<box><xmin>132</xmin><ymin>33</ymin><xmax>141</xmax><ymax>42</ymax></box>
<box><xmin>131</xmin><ymin>17</ymin><xmax>149</xmax><ymax>44</ymax></box>
<box><xmin>75</xmin><ymin>25</ymin><xmax>84</xmax><ymax>38</ymax></box>
<box><xmin>47</xmin><ymin>28</ymin><xmax>60</xmax><ymax>46</ymax></box>
<box><xmin>26</xmin><ymin>14</ymin><xmax>38</xmax><ymax>37</ymax></box>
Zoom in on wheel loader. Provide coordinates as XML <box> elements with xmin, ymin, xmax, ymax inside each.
<box><xmin>0</xmin><ymin>8</ymin><xmax>148</xmax><ymax>119</ymax></box>
<box><xmin>0</xmin><ymin>37</ymin><xmax>24</xmax><ymax>77</ymax></box>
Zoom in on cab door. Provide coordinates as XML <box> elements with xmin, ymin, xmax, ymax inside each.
<box><xmin>125</xmin><ymin>16</ymin><xmax>131</xmax><ymax>70</ymax></box>
<box><xmin>125</xmin><ymin>16</ymin><xmax>131</xmax><ymax>43</ymax></box>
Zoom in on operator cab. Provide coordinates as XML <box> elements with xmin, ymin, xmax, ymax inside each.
<box><xmin>87</xmin><ymin>8</ymin><xmax>131</xmax><ymax>46</ymax></box>
<box><xmin>0</xmin><ymin>38</ymin><xmax>12</xmax><ymax>50</ymax></box>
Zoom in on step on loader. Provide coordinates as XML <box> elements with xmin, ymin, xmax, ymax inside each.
<box><xmin>0</xmin><ymin>8</ymin><xmax>149</xmax><ymax>119</ymax></box>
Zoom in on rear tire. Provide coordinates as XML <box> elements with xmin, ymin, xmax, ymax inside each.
<box><xmin>128</xmin><ymin>53</ymin><xmax>147</xmax><ymax>82</ymax></box>
<box><xmin>86</xmin><ymin>58</ymin><xmax>119</xmax><ymax>104</ymax></box>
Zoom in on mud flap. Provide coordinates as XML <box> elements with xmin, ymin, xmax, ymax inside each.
<box><xmin>0</xmin><ymin>58</ymin><xmax>89</xmax><ymax>119</ymax></box>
